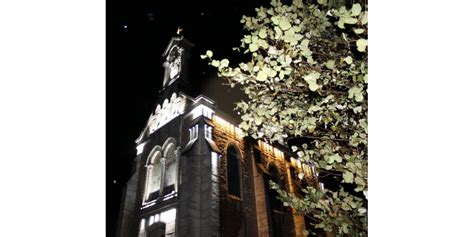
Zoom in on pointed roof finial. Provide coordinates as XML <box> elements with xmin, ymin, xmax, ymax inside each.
<box><xmin>176</xmin><ymin>27</ymin><xmax>183</xmax><ymax>35</ymax></box>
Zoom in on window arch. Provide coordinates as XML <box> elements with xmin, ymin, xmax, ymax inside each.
<box><xmin>144</xmin><ymin>147</ymin><xmax>163</xmax><ymax>202</ymax></box>
<box><xmin>162</xmin><ymin>139</ymin><xmax>178</xmax><ymax>196</ymax></box>
<box><xmin>264</xmin><ymin>163</ymin><xmax>288</xmax><ymax>237</ymax></box>
<box><xmin>143</xmin><ymin>138</ymin><xmax>179</xmax><ymax>203</ymax></box>
<box><xmin>226</xmin><ymin>143</ymin><xmax>242</xmax><ymax>198</ymax></box>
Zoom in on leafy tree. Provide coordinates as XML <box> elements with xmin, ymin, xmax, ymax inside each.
<box><xmin>202</xmin><ymin>0</ymin><xmax>367</xmax><ymax>235</ymax></box>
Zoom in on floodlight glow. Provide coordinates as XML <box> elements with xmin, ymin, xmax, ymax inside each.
<box><xmin>211</xmin><ymin>152</ymin><xmax>219</xmax><ymax>176</ymax></box>
<box><xmin>160</xmin><ymin>208</ymin><xmax>176</xmax><ymax>223</ymax></box>
<box><xmin>190</xmin><ymin>104</ymin><xmax>214</xmax><ymax>120</ymax></box>
<box><xmin>140</xmin><ymin>219</ymin><xmax>145</xmax><ymax>230</ymax></box>
<box><xmin>213</xmin><ymin>115</ymin><xmax>244</xmax><ymax>139</ymax></box>
<box><xmin>136</xmin><ymin>143</ymin><xmax>145</xmax><ymax>155</ymax></box>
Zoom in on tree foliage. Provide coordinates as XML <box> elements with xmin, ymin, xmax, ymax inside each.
<box><xmin>202</xmin><ymin>0</ymin><xmax>368</xmax><ymax>235</ymax></box>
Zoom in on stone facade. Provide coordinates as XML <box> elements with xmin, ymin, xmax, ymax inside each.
<box><xmin>116</xmin><ymin>37</ymin><xmax>319</xmax><ymax>237</ymax></box>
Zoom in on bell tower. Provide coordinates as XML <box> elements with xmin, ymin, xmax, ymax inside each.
<box><xmin>160</xmin><ymin>34</ymin><xmax>194</xmax><ymax>95</ymax></box>
<box><xmin>117</xmin><ymin>34</ymin><xmax>221</xmax><ymax>237</ymax></box>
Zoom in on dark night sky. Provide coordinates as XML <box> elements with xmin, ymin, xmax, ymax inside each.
<box><xmin>107</xmin><ymin>0</ymin><xmax>269</xmax><ymax>236</ymax></box>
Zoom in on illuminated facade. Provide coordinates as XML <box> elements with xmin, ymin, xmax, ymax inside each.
<box><xmin>116</xmin><ymin>37</ymin><xmax>319</xmax><ymax>237</ymax></box>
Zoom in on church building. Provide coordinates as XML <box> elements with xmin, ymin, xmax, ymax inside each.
<box><xmin>116</xmin><ymin>36</ymin><xmax>320</xmax><ymax>237</ymax></box>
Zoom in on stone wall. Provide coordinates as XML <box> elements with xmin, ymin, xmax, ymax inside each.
<box><xmin>211</xmin><ymin>115</ymin><xmax>317</xmax><ymax>237</ymax></box>
<box><xmin>212</xmin><ymin>118</ymin><xmax>258</xmax><ymax>237</ymax></box>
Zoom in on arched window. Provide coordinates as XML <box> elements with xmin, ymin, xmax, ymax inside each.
<box><xmin>264</xmin><ymin>163</ymin><xmax>288</xmax><ymax>237</ymax></box>
<box><xmin>145</xmin><ymin>148</ymin><xmax>163</xmax><ymax>201</ymax></box>
<box><xmin>143</xmin><ymin>138</ymin><xmax>179</xmax><ymax>203</ymax></box>
<box><xmin>226</xmin><ymin>144</ymin><xmax>241</xmax><ymax>198</ymax></box>
<box><xmin>163</xmin><ymin>142</ymin><xmax>177</xmax><ymax>196</ymax></box>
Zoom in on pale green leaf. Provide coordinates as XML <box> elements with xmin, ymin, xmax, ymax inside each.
<box><xmin>256</xmin><ymin>108</ymin><xmax>266</xmax><ymax>116</ymax></box>
<box><xmin>274</xmin><ymin>26</ymin><xmax>283</xmax><ymax>39</ymax></box>
<box><xmin>301</xmin><ymin>39</ymin><xmax>309</xmax><ymax>49</ymax></box>
<box><xmin>279</xmin><ymin>18</ymin><xmax>292</xmax><ymax>31</ymax></box>
<box><xmin>360</xmin><ymin>118</ymin><xmax>368</xmax><ymax>133</ymax></box>
<box><xmin>326</xmin><ymin>154</ymin><xmax>342</xmax><ymax>164</ymax></box>
<box><xmin>317</xmin><ymin>0</ymin><xmax>327</xmax><ymax>6</ymax></box>
<box><xmin>343</xmin><ymin>56</ymin><xmax>353</xmax><ymax>64</ymax></box>
<box><xmin>303</xmin><ymin>72</ymin><xmax>321</xmax><ymax>91</ymax></box>
<box><xmin>332</xmin><ymin>154</ymin><xmax>342</xmax><ymax>163</ymax></box>
<box><xmin>240</xmin><ymin>122</ymin><xmax>250</xmax><ymax>130</ymax></box>
<box><xmin>251</xmin><ymin>35</ymin><xmax>259</xmax><ymax>43</ymax></box>
<box><xmin>221</xmin><ymin>59</ymin><xmax>229</xmax><ymax>67</ymax></box>
<box><xmin>355</xmin><ymin>186</ymin><xmax>364</xmax><ymax>192</ymax></box>
<box><xmin>353</xmin><ymin>28</ymin><xmax>364</xmax><ymax>34</ymax></box>
<box><xmin>255</xmin><ymin>116</ymin><xmax>263</xmax><ymax>125</ymax></box>
<box><xmin>356</xmin><ymin>39</ymin><xmax>368</xmax><ymax>52</ymax></box>
<box><xmin>353</xmin><ymin>106</ymin><xmax>362</xmax><ymax>113</ymax></box>
<box><xmin>344</xmin><ymin>17</ymin><xmax>358</xmax><ymax>24</ymax></box>
<box><xmin>355</xmin><ymin>176</ymin><xmax>364</xmax><ymax>186</ymax></box>
<box><xmin>249</xmin><ymin>43</ymin><xmax>259</xmax><ymax>52</ymax></box>
<box><xmin>211</xmin><ymin>60</ymin><xmax>220</xmax><ymax>67</ymax></box>
<box><xmin>338</xmin><ymin>6</ymin><xmax>347</xmax><ymax>13</ymax></box>
<box><xmin>348</xmin><ymin>86</ymin><xmax>363</xmax><ymax>102</ymax></box>
<box><xmin>341</xmin><ymin>223</ymin><xmax>349</xmax><ymax>234</ymax></box>
<box><xmin>351</xmin><ymin>3</ymin><xmax>362</xmax><ymax>16</ymax></box>
<box><xmin>343</xmin><ymin>171</ymin><xmax>354</xmax><ymax>183</ymax></box>
<box><xmin>355</xmin><ymin>93</ymin><xmax>364</xmax><ymax>102</ymax></box>
<box><xmin>271</xmin><ymin>16</ymin><xmax>280</xmax><ymax>25</ymax></box>
<box><xmin>258</xmin><ymin>29</ymin><xmax>267</xmax><ymax>38</ymax></box>
<box><xmin>243</xmin><ymin>35</ymin><xmax>251</xmax><ymax>44</ymax></box>
<box><xmin>361</xmin><ymin>11</ymin><xmax>368</xmax><ymax>24</ymax></box>
<box><xmin>258</xmin><ymin>39</ymin><xmax>269</xmax><ymax>49</ymax></box>
<box><xmin>348</xmin><ymin>200</ymin><xmax>358</xmax><ymax>209</ymax></box>
<box><xmin>346</xmin><ymin>162</ymin><xmax>356</xmax><ymax>172</ymax></box>
<box><xmin>206</xmin><ymin>50</ymin><xmax>213</xmax><ymax>58</ymax></box>
<box><xmin>308</xmin><ymin>105</ymin><xmax>321</xmax><ymax>113</ymax></box>
<box><xmin>325</xmin><ymin>60</ymin><xmax>335</xmax><ymax>69</ymax></box>
<box><xmin>341</xmin><ymin>202</ymin><xmax>351</xmax><ymax>211</ymax></box>
<box><xmin>256</xmin><ymin>70</ymin><xmax>267</xmax><ymax>81</ymax></box>
<box><xmin>293</xmin><ymin>0</ymin><xmax>304</xmax><ymax>8</ymax></box>
<box><xmin>337</xmin><ymin>18</ymin><xmax>345</xmax><ymax>29</ymax></box>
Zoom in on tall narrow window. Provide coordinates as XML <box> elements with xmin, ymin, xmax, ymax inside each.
<box><xmin>145</xmin><ymin>150</ymin><xmax>163</xmax><ymax>201</ymax></box>
<box><xmin>264</xmin><ymin>163</ymin><xmax>288</xmax><ymax>237</ymax></box>
<box><xmin>163</xmin><ymin>142</ymin><xmax>177</xmax><ymax>197</ymax></box>
<box><xmin>143</xmin><ymin>138</ymin><xmax>178</xmax><ymax>204</ymax></box>
<box><xmin>226</xmin><ymin>144</ymin><xmax>241</xmax><ymax>198</ymax></box>
<box><xmin>204</xmin><ymin>124</ymin><xmax>212</xmax><ymax>139</ymax></box>
<box><xmin>189</xmin><ymin>124</ymin><xmax>198</xmax><ymax>141</ymax></box>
